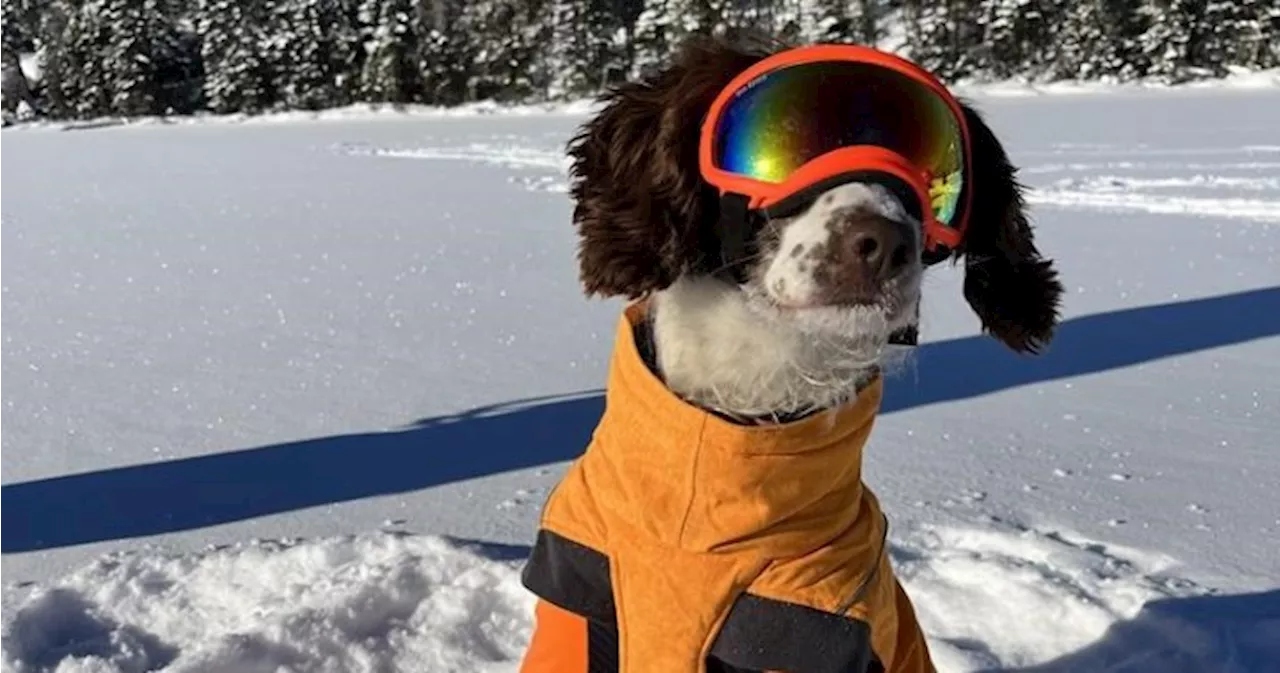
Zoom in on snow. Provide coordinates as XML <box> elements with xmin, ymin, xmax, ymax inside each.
<box><xmin>17</xmin><ymin>53</ymin><xmax>41</xmax><ymax>83</ymax></box>
<box><xmin>951</xmin><ymin>67</ymin><xmax>1280</xmax><ymax>97</ymax></box>
<box><xmin>1</xmin><ymin>533</ymin><xmax>533</xmax><ymax>673</ymax></box>
<box><xmin>3</xmin><ymin>88</ymin><xmax>1279</xmax><ymax>672</ymax></box>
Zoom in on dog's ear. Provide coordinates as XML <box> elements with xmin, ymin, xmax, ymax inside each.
<box><xmin>567</xmin><ymin>37</ymin><xmax>770</xmax><ymax>298</ymax></box>
<box><xmin>955</xmin><ymin>103</ymin><xmax>1064</xmax><ymax>354</ymax></box>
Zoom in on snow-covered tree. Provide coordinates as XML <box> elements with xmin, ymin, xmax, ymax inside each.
<box><xmin>16</xmin><ymin>0</ymin><xmax>1280</xmax><ymax>119</ymax></box>
<box><xmin>3</xmin><ymin>0</ymin><xmax>42</xmax><ymax>53</ymax></box>
<box><xmin>417</xmin><ymin>0</ymin><xmax>473</xmax><ymax>105</ymax></box>
<box><xmin>468</xmin><ymin>0</ymin><xmax>553</xmax><ymax>102</ymax></box>
<box><xmin>359</xmin><ymin>0</ymin><xmax>422</xmax><ymax>102</ymax></box>
<box><xmin>269</xmin><ymin>0</ymin><xmax>363</xmax><ymax>110</ymax></box>
<box><xmin>969</xmin><ymin>0</ymin><xmax>1059</xmax><ymax>79</ymax></box>
<box><xmin>197</xmin><ymin>0</ymin><xmax>277</xmax><ymax>113</ymax></box>
<box><xmin>1049</xmin><ymin>0</ymin><xmax>1150</xmax><ymax>81</ymax></box>
<box><xmin>38</xmin><ymin>0</ymin><xmax>195</xmax><ymax>118</ymax></box>
<box><xmin>904</xmin><ymin>0</ymin><xmax>984</xmax><ymax>80</ymax></box>
<box><xmin>806</xmin><ymin>0</ymin><xmax>884</xmax><ymax>44</ymax></box>
<box><xmin>545</xmin><ymin>0</ymin><xmax>629</xmax><ymax>99</ymax></box>
<box><xmin>1141</xmin><ymin>0</ymin><xmax>1204</xmax><ymax>82</ymax></box>
<box><xmin>1197</xmin><ymin>0</ymin><xmax>1273</xmax><ymax>72</ymax></box>
<box><xmin>0</xmin><ymin>3</ymin><xmax>25</xmax><ymax>53</ymax></box>
<box><xmin>630</xmin><ymin>0</ymin><xmax>722</xmax><ymax>78</ymax></box>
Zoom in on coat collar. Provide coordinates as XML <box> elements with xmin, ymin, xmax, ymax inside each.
<box><xmin>588</xmin><ymin>300</ymin><xmax>884</xmax><ymax>555</ymax></box>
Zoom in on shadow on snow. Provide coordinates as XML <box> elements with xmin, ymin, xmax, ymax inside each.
<box><xmin>4</xmin><ymin>286</ymin><xmax>1278</xmax><ymax>552</ymax></box>
<box><xmin>982</xmin><ymin>589</ymin><xmax>1280</xmax><ymax>673</ymax></box>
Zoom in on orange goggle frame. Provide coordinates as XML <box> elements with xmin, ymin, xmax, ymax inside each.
<box><xmin>698</xmin><ymin>44</ymin><xmax>975</xmax><ymax>255</ymax></box>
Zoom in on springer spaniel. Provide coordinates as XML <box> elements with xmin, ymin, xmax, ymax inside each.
<box><xmin>568</xmin><ymin>38</ymin><xmax>1063</xmax><ymax>421</ymax></box>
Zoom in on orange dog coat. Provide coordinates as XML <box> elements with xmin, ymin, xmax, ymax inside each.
<box><xmin>521</xmin><ymin>302</ymin><xmax>935</xmax><ymax>673</ymax></box>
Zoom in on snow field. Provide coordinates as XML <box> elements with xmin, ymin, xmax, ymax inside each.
<box><xmin>3</xmin><ymin>86</ymin><xmax>1278</xmax><ymax>672</ymax></box>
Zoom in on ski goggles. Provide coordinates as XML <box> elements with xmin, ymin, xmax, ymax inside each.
<box><xmin>699</xmin><ymin>45</ymin><xmax>974</xmax><ymax>259</ymax></box>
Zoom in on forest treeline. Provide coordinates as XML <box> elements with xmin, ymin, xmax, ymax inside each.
<box><xmin>2</xmin><ymin>0</ymin><xmax>1276</xmax><ymax>120</ymax></box>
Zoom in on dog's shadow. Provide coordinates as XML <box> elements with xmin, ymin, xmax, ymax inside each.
<box><xmin>3</xmin><ymin>286</ymin><xmax>1278</xmax><ymax>552</ymax></box>
<box><xmin>882</xmin><ymin>284</ymin><xmax>1280</xmax><ymax>414</ymax></box>
<box><xmin>1</xmin><ymin>392</ymin><xmax>606</xmax><ymax>553</ymax></box>
<box><xmin>978</xmin><ymin>589</ymin><xmax>1280</xmax><ymax>673</ymax></box>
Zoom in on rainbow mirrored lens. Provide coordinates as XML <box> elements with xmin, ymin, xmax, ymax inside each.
<box><xmin>713</xmin><ymin>61</ymin><xmax>966</xmax><ymax>227</ymax></box>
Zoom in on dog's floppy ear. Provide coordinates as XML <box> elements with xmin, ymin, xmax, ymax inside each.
<box><xmin>567</xmin><ymin>37</ymin><xmax>770</xmax><ymax>298</ymax></box>
<box><xmin>955</xmin><ymin>103</ymin><xmax>1064</xmax><ymax>354</ymax></box>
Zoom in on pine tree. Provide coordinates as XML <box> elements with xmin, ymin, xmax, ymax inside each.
<box><xmin>466</xmin><ymin>0</ymin><xmax>552</xmax><ymax>102</ymax></box>
<box><xmin>1099</xmin><ymin>0</ymin><xmax>1153</xmax><ymax>80</ymax></box>
<box><xmin>0</xmin><ymin>1</ymin><xmax>25</xmax><ymax>53</ymax></box>
<box><xmin>1265</xmin><ymin>2</ymin><xmax>1280</xmax><ymax>68</ymax></box>
<box><xmin>545</xmin><ymin>0</ymin><xmax>629</xmax><ymax>99</ymax></box>
<box><xmin>43</xmin><ymin>0</ymin><xmax>112</xmax><ymax>117</ymax></box>
<box><xmin>1194</xmin><ymin>0</ymin><xmax>1246</xmax><ymax>75</ymax></box>
<box><xmin>630</xmin><ymin>0</ymin><xmax>721</xmax><ymax>78</ymax></box>
<box><xmin>808</xmin><ymin>0</ymin><xmax>884</xmax><ymax>44</ymax></box>
<box><xmin>101</xmin><ymin>0</ymin><xmax>195</xmax><ymax>116</ymax></box>
<box><xmin>1047</xmin><ymin>0</ymin><xmax>1102</xmax><ymax>79</ymax></box>
<box><xmin>418</xmin><ymin>0</ymin><xmax>473</xmax><ymax>105</ymax></box>
<box><xmin>1195</xmin><ymin>0</ymin><xmax>1275</xmax><ymax>71</ymax></box>
<box><xmin>271</xmin><ymin>0</ymin><xmax>362</xmax><ymax>110</ymax></box>
<box><xmin>630</xmin><ymin>0</ymin><xmax>675</xmax><ymax>76</ymax></box>
<box><xmin>359</xmin><ymin>0</ymin><xmax>422</xmax><ymax>102</ymax></box>
<box><xmin>769</xmin><ymin>0</ymin><xmax>806</xmax><ymax>44</ymax></box>
<box><xmin>1141</xmin><ymin>0</ymin><xmax>1205</xmax><ymax>82</ymax></box>
<box><xmin>197</xmin><ymin>0</ymin><xmax>277</xmax><ymax>113</ymax></box>
<box><xmin>905</xmin><ymin>0</ymin><xmax>984</xmax><ymax>81</ymax></box>
<box><xmin>34</xmin><ymin>0</ymin><xmax>75</xmax><ymax>116</ymax></box>
<box><xmin>1019</xmin><ymin>0</ymin><xmax>1067</xmax><ymax>76</ymax></box>
<box><xmin>37</xmin><ymin>0</ymin><xmax>189</xmax><ymax>117</ymax></box>
<box><xmin>809</xmin><ymin>0</ymin><xmax>851</xmax><ymax>42</ymax></box>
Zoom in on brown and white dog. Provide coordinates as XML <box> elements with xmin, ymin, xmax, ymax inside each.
<box><xmin>520</xmin><ymin>36</ymin><xmax>1065</xmax><ymax>673</ymax></box>
<box><xmin>569</xmin><ymin>37</ymin><xmax>1063</xmax><ymax>422</ymax></box>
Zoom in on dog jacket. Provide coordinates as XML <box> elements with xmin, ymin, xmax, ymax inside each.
<box><xmin>520</xmin><ymin>302</ymin><xmax>935</xmax><ymax>673</ymax></box>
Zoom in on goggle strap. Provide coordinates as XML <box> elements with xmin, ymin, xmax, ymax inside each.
<box><xmin>714</xmin><ymin>192</ymin><xmax>757</xmax><ymax>285</ymax></box>
<box><xmin>887</xmin><ymin>324</ymin><xmax>919</xmax><ymax>346</ymax></box>
<box><xmin>921</xmin><ymin>246</ymin><xmax>952</xmax><ymax>267</ymax></box>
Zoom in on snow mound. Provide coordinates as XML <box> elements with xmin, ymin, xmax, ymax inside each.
<box><xmin>1</xmin><ymin>534</ymin><xmax>534</xmax><ymax>673</ymax></box>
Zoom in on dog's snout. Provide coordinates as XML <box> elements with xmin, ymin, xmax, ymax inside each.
<box><xmin>838</xmin><ymin>214</ymin><xmax>911</xmax><ymax>285</ymax></box>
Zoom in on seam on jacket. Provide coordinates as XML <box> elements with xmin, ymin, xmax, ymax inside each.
<box><xmin>609</xmin><ymin>553</ymin><xmax>629</xmax><ymax>672</ymax></box>
<box><xmin>834</xmin><ymin>514</ymin><xmax>885</xmax><ymax>619</ymax></box>
<box><xmin>700</xmin><ymin>584</ymin><xmax>749</xmax><ymax>673</ymax></box>
<box><xmin>676</xmin><ymin>414</ymin><xmax>710</xmax><ymax>549</ymax></box>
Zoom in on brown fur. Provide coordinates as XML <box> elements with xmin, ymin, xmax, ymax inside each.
<box><xmin>567</xmin><ymin>37</ymin><xmax>771</xmax><ymax>298</ymax></box>
<box><xmin>952</xmin><ymin>104</ymin><xmax>1064</xmax><ymax>353</ymax></box>
<box><xmin>568</xmin><ymin>35</ymin><xmax>1063</xmax><ymax>353</ymax></box>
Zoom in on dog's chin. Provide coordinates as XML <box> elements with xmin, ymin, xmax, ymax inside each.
<box><xmin>742</xmin><ymin>282</ymin><xmax>919</xmax><ymax>341</ymax></box>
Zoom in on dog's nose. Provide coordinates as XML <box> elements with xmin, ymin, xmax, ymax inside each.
<box><xmin>838</xmin><ymin>214</ymin><xmax>911</xmax><ymax>285</ymax></box>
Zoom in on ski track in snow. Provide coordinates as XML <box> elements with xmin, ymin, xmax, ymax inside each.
<box><xmin>8</xmin><ymin>520</ymin><xmax>1263</xmax><ymax>673</ymax></box>
<box><xmin>343</xmin><ymin>142</ymin><xmax>1280</xmax><ymax>223</ymax></box>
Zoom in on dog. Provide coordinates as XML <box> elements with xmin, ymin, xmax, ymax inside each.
<box><xmin>520</xmin><ymin>36</ymin><xmax>1063</xmax><ymax>673</ymax></box>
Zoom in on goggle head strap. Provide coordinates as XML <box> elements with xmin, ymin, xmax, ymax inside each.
<box><xmin>713</xmin><ymin>191</ymin><xmax>762</xmax><ymax>285</ymax></box>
